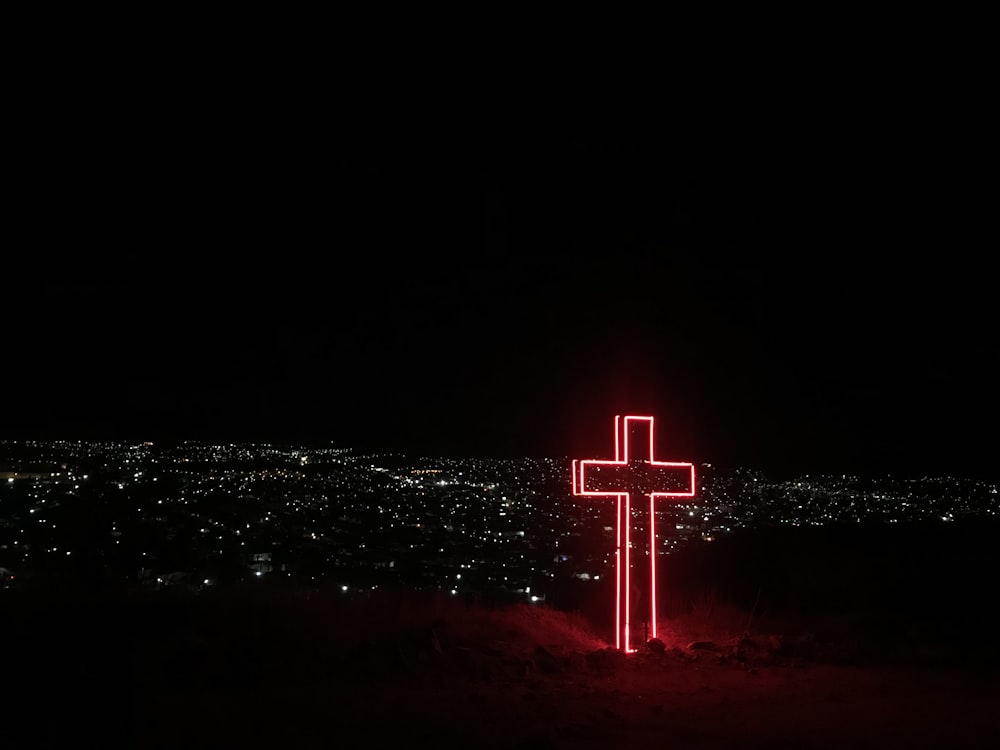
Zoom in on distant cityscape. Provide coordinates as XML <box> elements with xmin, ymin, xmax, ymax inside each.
<box><xmin>1</xmin><ymin>440</ymin><xmax>997</xmax><ymax>599</ymax></box>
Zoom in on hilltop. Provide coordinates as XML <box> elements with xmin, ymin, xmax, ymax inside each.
<box><xmin>4</xmin><ymin>519</ymin><xmax>1000</xmax><ymax>748</ymax></box>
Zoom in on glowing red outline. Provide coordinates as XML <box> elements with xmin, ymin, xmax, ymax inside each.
<box><xmin>572</xmin><ymin>415</ymin><xmax>695</xmax><ymax>652</ymax></box>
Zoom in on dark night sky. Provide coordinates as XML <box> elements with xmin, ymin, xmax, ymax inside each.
<box><xmin>4</xmin><ymin>63</ymin><xmax>995</xmax><ymax>482</ymax></box>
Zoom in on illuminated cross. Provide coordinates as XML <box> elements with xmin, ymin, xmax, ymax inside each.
<box><xmin>572</xmin><ymin>415</ymin><xmax>695</xmax><ymax>652</ymax></box>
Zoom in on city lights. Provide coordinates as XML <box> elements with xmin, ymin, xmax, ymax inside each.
<box><xmin>0</xmin><ymin>439</ymin><xmax>995</xmax><ymax>608</ymax></box>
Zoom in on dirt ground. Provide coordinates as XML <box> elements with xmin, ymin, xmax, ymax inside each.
<box><xmin>136</xmin><ymin>654</ymin><xmax>1000</xmax><ymax>750</ymax></box>
<box><xmin>4</xmin><ymin>586</ymin><xmax>997</xmax><ymax>749</ymax></box>
<box><xmin>129</xmin><ymin>602</ymin><xmax>1000</xmax><ymax>750</ymax></box>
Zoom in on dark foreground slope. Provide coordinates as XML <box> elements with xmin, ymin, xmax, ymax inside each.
<box><xmin>3</xmin><ymin>519</ymin><xmax>999</xmax><ymax>749</ymax></box>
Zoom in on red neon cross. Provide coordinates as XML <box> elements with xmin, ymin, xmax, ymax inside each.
<box><xmin>572</xmin><ymin>415</ymin><xmax>695</xmax><ymax>652</ymax></box>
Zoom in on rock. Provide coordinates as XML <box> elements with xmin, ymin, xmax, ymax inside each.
<box><xmin>646</xmin><ymin>637</ymin><xmax>666</xmax><ymax>653</ymax></box>
<box><xmin>687</xmin><ymin>640</ymin><xmax>721</xmax><ymax>651</ymax></box>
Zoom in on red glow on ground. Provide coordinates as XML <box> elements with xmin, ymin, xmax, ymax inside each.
<box><xmin>572</xmin><ymin>415</ymin><xmax>695</xmax><ymax>652</ymax></box>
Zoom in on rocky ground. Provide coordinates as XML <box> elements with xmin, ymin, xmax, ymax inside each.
<box><xmin>137</xmin><ymin>639</ymin><xmax>1000</xmax><ymax>749</ymax></box>
<box><xmin>123</xmin><ymin>589</ymin><xmax>1000</xmax><ymax>749</ymax></box>
<box><xmin>6</xmin><ymin>517</ymin><xmax>1000</xmax><ymax>749</ymax></box>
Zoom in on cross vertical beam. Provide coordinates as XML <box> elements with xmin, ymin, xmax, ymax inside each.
<box><xmin>572</xmin><ymin>415</ymin><xmax>695</xmax><ymax>652</ymax></box>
